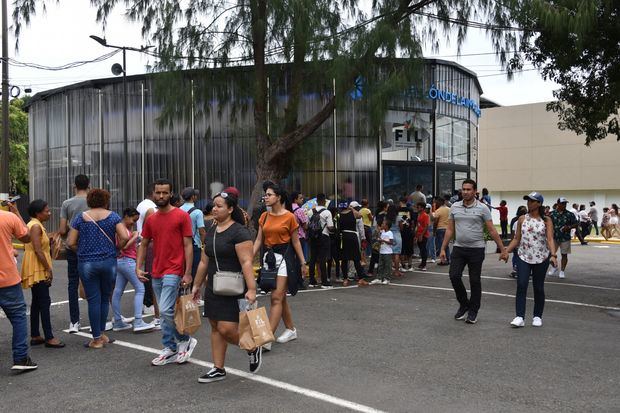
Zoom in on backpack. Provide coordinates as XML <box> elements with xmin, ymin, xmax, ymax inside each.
<box><xmin>307</xmin><ymin>210</ymin><xmax>325</xmax><ymax>240</ymax></box>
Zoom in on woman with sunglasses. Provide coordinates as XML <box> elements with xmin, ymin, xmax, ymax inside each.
<box><xmin>253</xmin><ymin>182</ymin><xmax>307</xmax><ymax>349</ymax></box>
<box><xmin>501</xmin><ymin>192</ymin><xmax>557</xmax><ymax>328</ymax></box>
<box><xmin>192</xmin><ymin>191</ymin><xmax>261</xmax><ymax>382</ymax></box>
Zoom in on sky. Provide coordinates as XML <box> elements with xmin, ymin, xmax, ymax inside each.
<box><xmin>5</xmin><ymin>2</ymin><xmax>560</xmax><ymax>106</ymax></box>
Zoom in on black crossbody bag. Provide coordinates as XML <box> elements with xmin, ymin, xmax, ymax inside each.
<box><xmin>257</xmin><ymin>213</ymin><xmax>290</xmax><ymax>292</ymax></box>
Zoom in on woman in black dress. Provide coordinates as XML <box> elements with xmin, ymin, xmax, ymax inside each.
<box><xmin>192</xmin><ymin>191</ymin><xmax>260</xmax><ymax>383</ymax></box>
<box><xmin>339</xmin><ymin>204</ymin><xmax>369</xmax><ymax>286</ymax></box>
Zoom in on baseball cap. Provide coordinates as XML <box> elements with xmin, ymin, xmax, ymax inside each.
<box><xmin>523</xmin><ymin>192</ymin><xmax>544</xmax><ymax>203</ymax></box>
<box><xmin>349</xmin><ymin>201</ymin><xmax>361</xmax><ymax>208</ymax></box>
<box><xmin>223</xmin><ymin>186</ymin><xmax>240</xmax><ymax>198</ymax></box>
<box><xmin>425</xmin><ymin>203</ymin><xmax>432</xmax><ymax>209</ymax></box>
<box><xmin>557</xmin><ymin>196</ymin><xmax>568</xmax><ymax>204</ymax></box>
<box><xmin>181</xmin><ymin>187</ymin><xmax>199</xmax><ymax>201</ymax></box>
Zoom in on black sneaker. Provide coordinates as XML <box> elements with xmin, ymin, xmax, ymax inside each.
<box><xmin>198</xmin><ymin>367</ymin><xmax>227</xmax><ymax>383</ymax></box>
<box><xmin>11</xmin><ymin>357</ymin><xmax>38</xmax><ymax>371</ymax></box>
<box><xmin>454</xmin><ymin>305</ymin><xmax>469</xmax><ymax>320</ymax></box>
<box><xmin>248</xmin><ymin>346</ymin><xmax>263</xmax><ymax>373</ymax></box>
<box><xmin>465</xmin><ymin>310</ymin><xmax>478</xmax><ymax>324</ymax></box>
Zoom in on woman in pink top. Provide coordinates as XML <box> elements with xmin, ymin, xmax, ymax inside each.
<box><xmin>111</xmin><ymin>208</ymin><xmax>155</xmax><ymax>333</ymax></box>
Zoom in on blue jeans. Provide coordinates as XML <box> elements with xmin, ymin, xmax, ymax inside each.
<box><xmin>300</xmin><ymin>237</ymin><xmax>309</xmax><ymax>261</ymax></box>
<box><xmin>79</xmin><ymin>257</ymin><xmax>116</xmax><ymax>339</ymax></box>
<box><xmin>112</xmin><ymin>257</ymin><xmax>144</xmax><ymax>322</ymax></box>
<box><xmin>435</xmin><ymin>229</ymin><xmax>450</xmax><ymax>263</ymax></box>
<box><xmin>515</xmin><ymin>258</ymin><xmax>549</xmax><ymax>318</ymax></box>
<box><xmin>0</xmin><ymin>283</ymin><xmax>29</xmax><ymax>362</ymax></box>
<box><xmin>427</xmin><ymin>233</ymin><xmax>436</xmax><ymax>260</ymax></box>
<box><xmin>152</xmin><ymin>275</ymin><xmax>189</xmax><ymax>351</ymax></box>
<box><xmin>66</xmin><ymin>249</ymin><xmax>80</xmax><ymax>324</ymax></box>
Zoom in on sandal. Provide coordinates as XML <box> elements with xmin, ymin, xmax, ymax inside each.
<box><xmin>45</xmin><ymin>339</ymin><xmax>66</xmax><ymax>348</ymax></box>
<box><xmin>30</xmin><ymin>337</ymin><xmax>46</xmax><ymax>346</ymax></box>
<box><xmin>83</xmin><ymin>339</ymin><xmax>104</xmax><ymax>349</ymax></box>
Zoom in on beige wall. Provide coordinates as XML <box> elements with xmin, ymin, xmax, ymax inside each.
<box><xmin>478</xmin><ymin>102</ymin><xmax>619</xmax><ymax>192</ymax></box>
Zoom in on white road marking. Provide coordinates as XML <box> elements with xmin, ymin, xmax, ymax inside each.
<box><xmin>389</xmin><ymin>282</ymin><xmax>620</xmax><ymax>311</ymax></box>
<box><xmin>50</xmin><ymin>289</ymin><xmax>136</xmax><ymax>307</ymax></box>
<box><xmin>593</xmin><ymin>246</ymin><xmax>611</xmax><ymax>249</ymax></box>
<box><xmin>64</xmin><ymin>330</ymin><xmax>386</xmax><ymax>413</ymax></box>
<box><xmin>410</xmin><ymin>269</ymin><xmax>620</xmax><ymax>292</ymax></box>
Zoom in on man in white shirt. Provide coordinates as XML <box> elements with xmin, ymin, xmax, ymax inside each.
<box><xmin>307</xmin><ymin>193</ymin><xmax>335</xmax><ymax>288</ymax></box>
<box><xmin>569</xmin><ymin>203</ymin><xmax>588</xmax><ymax>245</ymax></box>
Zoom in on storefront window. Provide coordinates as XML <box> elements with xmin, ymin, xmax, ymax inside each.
<box><xmin>436</xmin><ymin>116</ymin><xmax>469</xmax><ymax>165</ymax></box>
<box><xmin>382</xmin><ymin>110</ymin><xmax>432</xmax><ymax>162</ymax></box>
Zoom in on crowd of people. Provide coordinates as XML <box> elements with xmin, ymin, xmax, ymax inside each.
<box><xmin>0</xmin><ymin>174</ymin><xmax>617</xmax><ymax>378</ymax></box>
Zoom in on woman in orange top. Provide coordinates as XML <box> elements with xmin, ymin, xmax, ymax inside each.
<box><xmin>253</xmin><ymin>182</ymin><xmax>307</xmax><ymax>349</ymax></box>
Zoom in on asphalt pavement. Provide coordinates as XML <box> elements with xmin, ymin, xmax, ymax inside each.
<box><xmin>1</xmin><ymin>243</ymin><xmax>619</xmax><ymax>412</ymax></box>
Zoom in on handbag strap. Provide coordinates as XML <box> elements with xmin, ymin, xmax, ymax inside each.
<box><xmin>212</xmin><ymin>227</ymin><xmax>221</xmax><ymax>273</ymax></box>
<box><xmin>83</xmin><ymin>211</ymin><xmax>115</xmax><ymax>247</ymax></box>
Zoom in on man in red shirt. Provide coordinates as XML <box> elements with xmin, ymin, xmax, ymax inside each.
<box><xmin>494</xmin><ymin>201</ymin><xmax>509</xmax><ymax>239</ymax></box>
<box><xmin>415</xmin><ymin>202</ymin><xmax>430</xmax><ymax>271</ymax></box>
<box><xmin>137</xmin><ymin>179</ymin><xmax>196</xmax><ymax>366</ymax></box>
<box><xmin>0</xmin><ymin>200</ymin><xmax>37</xmax><ymax>370</ymax></box>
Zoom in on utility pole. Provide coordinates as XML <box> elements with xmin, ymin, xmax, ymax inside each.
<box><xmin>1</xmin><ymin>0</ymin><xmax>10</xmax><ymax>193</ymax></box>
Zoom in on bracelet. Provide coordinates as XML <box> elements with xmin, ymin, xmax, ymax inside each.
<box><xmin>550</xmin><ymin>254</ymin><xmax>557</xmax><ymax>258</ymax></box>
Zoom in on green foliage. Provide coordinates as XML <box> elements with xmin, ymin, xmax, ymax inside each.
<box><xmin>0</xmin><ymin>98</ymin><xmax>30</xmax><ymax>195</ymax></box>
<box><xmin>516</xmin><ymin>0</ymin><xmax>619</xmax><ymax>145</ymax></box>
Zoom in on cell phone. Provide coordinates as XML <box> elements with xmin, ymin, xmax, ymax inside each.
<box><xmin>1</xmin><ymin>195</ymin><xmax>20</xmax><ymax>207</ymax></box>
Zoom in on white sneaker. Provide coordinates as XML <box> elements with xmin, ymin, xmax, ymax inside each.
<box><xmin>510</xmin><ymin>316</ymin><xmax>525</xmax><ymax>328</ymax></box>
<box><xmin>151</xmin><ymin>348</ymin><xmax>178</xmax><ymax>366</ymax></box>
<box><xmin>532</xmin><ymin>317</ymin><xmax>543</xmax><ymax>327</ymax></box>
<box><xmin>429</xmin><ymin>259</ymin><xmax>436</xmax><ymax>263</ymax></box>
<box><xmin>176</xmin><ymin>337</ymin><xmax>198</xmax><ymax>364</ymax></box>
<box><xmin>381</xmin><ymin>279</ymin><xmax>390</xmax><ymax>285</ymax></box>
<box><xmin>104</xmin><ymin>321</ymin><xmax>113</xmax><ymax>331</ymax></box>
<box><xmin>263</xmin><ymin>342</ymin><xmax>272</xmax><ymax>352</ymax></box>
<box><xmin>142</xmin><ymin>305</ymin><xmax>155</xmax><ymax>315</ymax></box>
<box><xmin>369</xmin><ymin>279</ymin><xmax>382</xmax><ymax>285</ymax></box>
<box><xmin>547</xmin><ymin>267</ymin><xmax>557</xmax><ymax>276</ymax></box>
<box><xmin>276</xmin><ymin>328</ymin><xmax>297</xmax><ymax>344</ymax></box>
<box><xmin>152</xmin><ymin>318</ymin><xmax>162</xmax><ymax>331</ymax></box>
<box><xmin>68</xmin><ymin>322</ymin><xmax>80</xmax><ymax>334</ymax></box>
<box><xmin>121</xmin><ymin>315</ymin><xmax>134</xmax><ymax>324</ymax></box>
<box><xmin>559</xmin><ymin>271</ymin><xmax>565</xmax><ymax>279</ymax></box>
<box><xmin>198</xmin><ymin>299</ymin><xmax>205</xmax><ymax>307</ymax></box>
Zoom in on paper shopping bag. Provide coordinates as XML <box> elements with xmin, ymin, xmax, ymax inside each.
<box><xmin>174</xmin><ymin>294</ymin><xmax>202</xmax><ymax>335</ymax></box>
<box><xmin>239</xmin><ymin>307</ymin><xmax>275</xmax><ymax>350</ymax></box>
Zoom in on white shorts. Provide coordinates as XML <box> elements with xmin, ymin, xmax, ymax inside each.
<box><xmin>263</xmin><ymin>251</ymin><xmax>288</xmax><ymax>277</ymax></box>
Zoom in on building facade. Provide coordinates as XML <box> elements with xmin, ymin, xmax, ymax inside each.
<box><xmin>479</xmin><ymin>102</ymin><xmax>620</xmax><ymax>224</ymax></box>
<box><xmin>27</xmin><ymin>59</ymin><xmax>482</xmax><ymax>225</ymax></box>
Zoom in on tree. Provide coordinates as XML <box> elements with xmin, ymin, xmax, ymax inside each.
<box><xmin>0</xmin><ymin>98</ymin><xmax>29</xmax><ymax>195</ymax></box>
<box><xmin>514</xmin><ymin>0</ymin><xmax>619</xmax><ymax>145</ymax></box>
<box><xmin>14</xmin><ymin>0</ymin><xmax>521</xmax><ymax>211</ymax></box>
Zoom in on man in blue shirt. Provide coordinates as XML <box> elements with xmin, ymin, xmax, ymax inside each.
<box><xmin>180</xmin><ymin>187</ymin><xmax>206</xmax><ymax>285</ymax></box>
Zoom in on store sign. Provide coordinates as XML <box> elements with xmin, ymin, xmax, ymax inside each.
<box><xmin>428</xmin><ymin>85</ymin><xmax>482</xmax><ymax>118</ymax></box>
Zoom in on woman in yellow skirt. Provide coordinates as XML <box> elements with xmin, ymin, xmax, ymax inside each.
<box><xmin>21</xmin><ymin>199</ymin><xmax>64</xmax><ymax>348</ymax></box>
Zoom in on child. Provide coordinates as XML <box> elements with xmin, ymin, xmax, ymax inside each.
<box><xmin>370</xmin><ymin>219</ymin><xmax>394</xmax><ymax>285</ymax></box>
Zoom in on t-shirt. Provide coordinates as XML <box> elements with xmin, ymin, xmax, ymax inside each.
<box><xmin>312</xmin><ymin>206</ymin><xmax>334</xmax><ymax>236</ymax></box>
<box><xmin>449</xmin><ymin>200</ymin><xmax>493</xmax><ymax>248</ymax></box>
<box><xmin>204</xmin><ymin>222</ymin><xmax>252</xmax><ymax>292</ymax></box>
<box><xmin>292</xmin><ymin>203</ymin><xmax>308</xmax><ymax>239</ymax></box>
<box><xmin>551</xmin><ymin>210</ymin><xmax>577</xmax><ymax>242</ymax></box>
<box><xmin>497</xmin><ymin>205</ymin><xmax>508</xmax><ymax>221</ymax></box>
<box><xmin>410</xmin><ymin>191</ymin><xmax>426</xmax><ymax>206</ymax></box>
<box><xmin>379</xmin><ymin>230</ymin><xmax>394</xmax><ymax>254</ymax></box>
<box><xmin>397</xmin><ymin>206</ymin><xmax>414</xmax><ymax>231</ymax></box>
<box><xmin>0</xmin><ymin>211</ymin><xmax>28</xmax><ymax>288</ymax></box>
<box><xmin>259</xmin><ymin>211</ymin><xmax>299</xmax><ymax>247</ymax></box>
<box><xmin>136</xmin><ymin>198</ymin><xmax>157</xmax><ymax>234</ymax></box>
<box><xmin>71</xmin><ymin>212</ymin><xmax>122</xmax><ymax>262</ymax></box>
<box><xmin>180</xmin><ymin>202</ymin><xmax>206</xmax><ymax>247</ymax></box>
<box><xmin>416</xmin><ymin>211</ymin><xmax>430</xmax><ymax>239</ymax></box>
<box><xmin>60</xmin><ymin>195</ymin><xmax>88</xmax><ymax>229</ymax></box>
<box><xmin>433</xmin><ymin>206</ymin><xmax>450</xmax><ymax>230</ymax></box>
<box><xmin>588</xmin><ymin>207</ymin><xmax>598</xmax><ymax>222</ymax></box>
<box><xmin>360</xmin><ymin>208</ymin><xmax>373</xmax><ymax>227</ymax></box>
<box><xmin>141</xmin><ymin>208</ymin><xmax>193</xmax><ymax>277</ymax></box>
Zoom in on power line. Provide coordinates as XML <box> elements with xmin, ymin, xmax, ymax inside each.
<box><xmin>5</xmin><ymin>50</ymin><xmax>121</xmax><ymax>71</ymax></box>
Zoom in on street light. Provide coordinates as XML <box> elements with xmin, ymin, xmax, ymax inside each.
<box><xmin>89</xmin><ymin>35</ymin><xmax>153</xmax><ymax>206</ymax></box>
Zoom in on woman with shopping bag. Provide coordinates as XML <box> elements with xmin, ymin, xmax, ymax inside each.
<box><xmin>192</xmin><ymin>191</ymin><xmax>262</xmax><ymax>383</ymax></box>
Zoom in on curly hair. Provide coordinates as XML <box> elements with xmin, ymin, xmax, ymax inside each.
<box><xmin>87</xmin><ymin>189</ymin><xmax>111</xmax><ymax>209</ymax></box>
